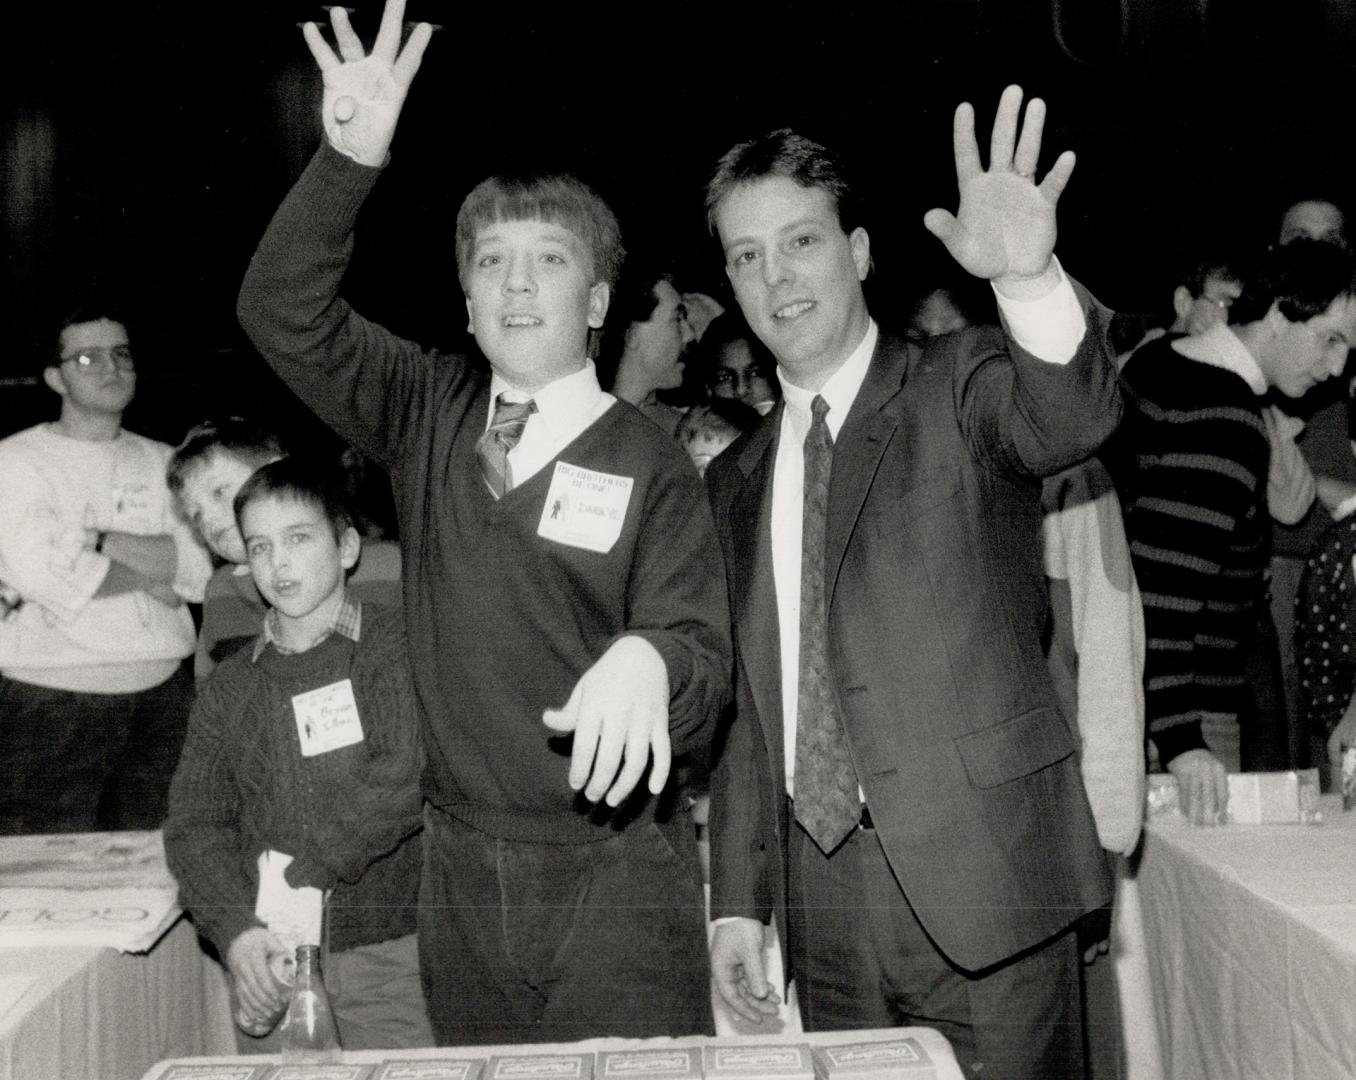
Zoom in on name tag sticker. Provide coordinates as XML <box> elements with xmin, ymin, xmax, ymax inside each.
<box><xmin>292</xmin><ymin>678</ymin><xmax>363</xmax><ymax>756</ymax></box>
<box><xmin>537</xmin><ymin>462</ymin><xmax>634</xmax><ymax>554</ymax></box>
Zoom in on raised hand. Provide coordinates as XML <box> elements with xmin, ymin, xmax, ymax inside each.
<box><xmin>302</xmin><ymin>0</ymin><xmax>434</xmax><ymax>167</ymax></box>
<box><xmin>923</xmin><ymin>85</ymin><xmax>1074</xmax><ymax>295</ymax></box>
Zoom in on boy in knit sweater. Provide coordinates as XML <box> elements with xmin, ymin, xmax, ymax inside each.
<box><xmin>237</xmin><ymin>0</ymin><xmax>730</xmax><ymax>1043</ymax></box>
<box><xmin>164</xmin><ymin>457</ymin><xmax>429</xmax><ymax>1050</ymax></box>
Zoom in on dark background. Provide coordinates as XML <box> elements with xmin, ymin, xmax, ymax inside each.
<box><xmin>3</xmin><ymin>0</ymin><xmax>1353</xmax><ymax>444</ymax></box>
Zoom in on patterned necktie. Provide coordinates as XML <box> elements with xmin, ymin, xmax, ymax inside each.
<box><xmin>477</xmin><ymin>394</ymin><xmax>537</xmax><ymax>499</ymax></box>
<box><xmin>794</xmin><ymin>394</ymin><xmax>862</xmax><ymax>854</ymax></box>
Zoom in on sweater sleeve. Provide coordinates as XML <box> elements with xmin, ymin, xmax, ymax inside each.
<box><xmin>620</xmin><ymin>455</ymin><xmax>733</xmax><ymax>757</ymax></box>
<box><xmin>163</xmin><ymin>666</ymin><xmax>263</xmax><ymax>958</ymax></box>
<box><xmin>284</xmin><ymin>624</ymin><xmax>424</xmax><ymax>891</ymax></box>
<box><xmin>236</xmin><ymin>142</ymin><xmax>451</xmax><ymax>468</ymax></box>
<box><xmin>0</xmin><ymin>441</ymin><xmax>108</xmax><ymax>621</ymax></box>
<box><xmin>1130</xmin><ymin>392</ymin><xmax>1270</xmax><ymax>766</ymax></box>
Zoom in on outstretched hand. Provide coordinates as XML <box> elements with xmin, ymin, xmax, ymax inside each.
<box><xmin>923</xmin><ymin>84</ymin><xmax>1074</xmax><ymax>296</ymax></box>
<box><xmin>302</xmin><ymin>0</ymin><xmax>433</xmax><ymax>167</ymax></box>
<box><xmin>542</xmin><ymin>636</ymin><xmax>671</xmax><ymax>806</ymax></box>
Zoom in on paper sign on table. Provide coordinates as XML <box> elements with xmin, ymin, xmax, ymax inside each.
<box><xmin>702</xmin><ymin>1044</ymin><xmax>815</xmax><ymax>1080</ymax></box>
<box><xmin>156</xmin><ymin>1066</ymin><xmax>272</xmax><ymax>1080</ymax></box>
<box><xmin>595</xmin><ymin>1047</ymin><xmax>701</xmax><ymax>1079</ymax></box>
<box><xmin>484</xmin><ymin>1054</ymin><xmax>593</xmax><ymax>1080</ymax></box>
<box><xmin>371</xmin><ymin>1061</ymin><xmax>486</xmax><ymax>1080</ymax></box>
<box><xmin>811</xmin><ymin>1038</ymin><xmax>938</xmax><ymax>1079</ymax></box>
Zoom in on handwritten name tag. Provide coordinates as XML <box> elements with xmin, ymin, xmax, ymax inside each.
<box><xmin>292</xmin><ymin>678</ymin><xmax>363</xmax><ymax>757</ymax></box>
<box><xmin>537</xmin><ymin>462</ymin><xmax>634</xmax><ymax>554</ymax></box>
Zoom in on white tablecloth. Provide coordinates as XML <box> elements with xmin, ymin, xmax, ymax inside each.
<box><xmin>1136</xmin><ymin>793</ymin><xmax>1356</xmax><ymax>1079</ymax></box>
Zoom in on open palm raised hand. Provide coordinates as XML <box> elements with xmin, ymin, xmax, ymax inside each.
<box><xmin>302</xmin><ymin>0</ymin><xmax>433</xmax><ymax>167</ymax></box>
<box><xmin>923</xmin><ymin>85</ymin><xmax>1074</xmax><ymax>293</ymax></box>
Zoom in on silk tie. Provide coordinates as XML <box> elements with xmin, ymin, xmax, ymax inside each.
<box><xmin>477</xmin><ymin>394</ymin><xmax>537</xmax><ymax>499</ymax></box>
<box><xmin>794</xmin><ymin>394</ymin><xmax>862</xmax><ymax>854</ymax></box>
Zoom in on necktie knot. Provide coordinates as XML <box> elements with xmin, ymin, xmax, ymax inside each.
<box><xmin>477</xmin><ymin>394</ymin><xmax>537</xmax><ymax>498</ymax></box>
<box><xmin>810</xmin><ymin>394</ymin><xmax>830</xmax><ymax>424</ymax></box>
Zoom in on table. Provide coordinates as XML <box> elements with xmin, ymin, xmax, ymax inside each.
<box><xmin>141</xmin><ymin>1027</ymin><xmax>962</xmax><ymax>1080</ymax></box>
<box><xmin>0</xmin><ymin>832</ymin><xmax>237</xmax><ymax>1080</ymax></box>
<box><xmin>1136</xmin><ymin>793</ymin><xmax>1356</xmax><ymax>1080</ymax></box>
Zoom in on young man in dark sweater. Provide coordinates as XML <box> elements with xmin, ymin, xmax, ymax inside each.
<box><xmin>236</xmin><ymin>0</ymin><xmax>731</xmax><ymax>1044</ymax></box>
<box><xmin>1109</xmin><ymin>239</ymin><xmax>1356</xmax><ymax>826</ymax></box>
<box><xmin>164</xmin><ymin>457</ymin><xmax>429</xmax><ymax>1050</ymax></box>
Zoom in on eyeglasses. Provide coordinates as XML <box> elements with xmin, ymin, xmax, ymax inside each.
<box><xmin>61</xmin><ymin>345</ymin><xmax>135</xmax><ymax>372</ymax></box>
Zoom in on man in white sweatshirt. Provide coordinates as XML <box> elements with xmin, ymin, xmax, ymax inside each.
<box><xmin>0</xmin><ymin>308</ymin><xmax>211</xmax><ymax>833</ymax></box>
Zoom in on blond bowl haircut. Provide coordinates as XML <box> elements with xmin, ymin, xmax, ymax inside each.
<box><xmin>454</xmin><ymin>174</ymin><xmax>625</xmax><ymax>293</ymax></box>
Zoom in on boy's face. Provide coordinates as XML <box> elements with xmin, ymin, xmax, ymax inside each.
<box><xmin>678</xmin><ymin>411</ymin><xmax>740</xmax><ymax>477</ymax></box>
<box><xmin>708</xmin><ymin>339</ymin><xmax>777</xmax><ymax>408</ymax></box>
<box><xmin>240</xmin><ymin>495</ymin><xmax>359</xmax><ymax>632</ymax></box>
<box><xmin>464</xmin><ymin>218</ymin><xmax>610</xmax><ymax>392</ymax></box>
<box><xmin>179</xmin><ymin>450</ymin><xmax>270</xmax><ymax>564</ymax></box>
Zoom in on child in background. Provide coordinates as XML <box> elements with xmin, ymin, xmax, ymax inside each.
<box><xmin>164</xmin><ymin>457</ymin><xmax>429</xmax><ymax>1051</ymax></box>
<box><xmin>169</xmin><ymin>419</ymin><xmax>403</xmax><ymax>684</ymax></box>
<box><xmin>675</xmin><ymin>399</ymin><xmax>762</xmax><ymax>476</ymax></box>
<box><xmin>168</xmin><ymin>418</ymin><xmax>285</xmax><ymax>683</ymax></box>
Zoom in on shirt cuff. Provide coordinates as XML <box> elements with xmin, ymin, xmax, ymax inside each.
<box><xmin>991</xmin><ymin>255</ymin><xmax>1086</xmax><ymax>365</ymax></box>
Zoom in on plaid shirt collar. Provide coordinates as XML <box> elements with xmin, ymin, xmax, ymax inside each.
<box><xmin>252</xmin><ymin>592</ymin><xmax>361</xmax><ymax>661</ymax></box>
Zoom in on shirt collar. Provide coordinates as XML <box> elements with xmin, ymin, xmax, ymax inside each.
<box><xmin>488</xmin><ymin>360</ymin><xmax>604</xmax><ymax>430</ymax></box>
<box><xmin>777</xmin><ymin>319</ymin><xmax>879</xmax><ymax>438</ymax></box>
<box><xmin>253</xmin><ymin>591</ymin><xmax>362</xmax><ymax>661</ymax></box>
<box><xmin>1171</xmin><ymin>324</ymin><xmax>1268</xmax><ymax>396</ymax></box>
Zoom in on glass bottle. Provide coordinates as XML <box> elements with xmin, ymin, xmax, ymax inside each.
<box><xmin>278</xmin><ymin>944</ymin><xmax>342</xmax><ymax>1063</ymax></box>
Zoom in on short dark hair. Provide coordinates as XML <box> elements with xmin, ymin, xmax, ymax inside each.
<box><xmin>233</xmin><ymin>457</ymin><xmax>355</xmax><ymax>544</ymax></box>
<box><xmin>167</xmin><ymin>417</ymin><xmax>285</xmax><ymax>495</ymax></box>
<box><xmin>704</xmin><ymin>128</ymin><xmax>865</xmax><ymax>237</ymax></box>
<box><xmin>51</xmin><ymin>305</ymin><xmax>131</xmax><ymax>371</ymax></box>
<box><xmin>691</xmin><ymin>311</ymin><xmax>777</xmax><ymax>387</ymax></box>
<box><xmin>1229</xmin><ymin>239</ymin><xmax>1356</xmax><ymax>327</ymax></box>
<box><xmin>594</xmin><ymin>259</ymin><xmax>677</xmax><ymax>389</ymax></box>
<box><xmin>455</xmin><ymin>173</ymin><xmax>625</xmax><ymax>291</ymax></box>
<box><xmin>1179</xmin><ymin>255</ymin><xmax>1244</xmax><ymax>301</ymax></box>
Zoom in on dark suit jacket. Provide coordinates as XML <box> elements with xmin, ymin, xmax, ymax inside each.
<box><xmin>706</xmin><ymin>296</ymin><xmax>1120</xmax><ymax>975</ymax></box>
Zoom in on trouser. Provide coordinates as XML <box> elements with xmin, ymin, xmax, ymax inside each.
<box><xmin>787</xmin><ymin>817</ymin><xmax>1086</xmax><ymax>1080</ymax></box>
<box><xmin>417</xmin><ymin>804</ymin><xmax>713</xmax><ymax>1045</ymax></box>
<box><xmin>0</xmin><ymin>662</ymin><xmax>193</xmax><ymax>834</ymax></box>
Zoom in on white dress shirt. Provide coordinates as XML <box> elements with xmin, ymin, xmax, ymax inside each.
<box><xmin>771</xmin><ymin>268</ymin><xmax>1088</xmax><ymax>794</ymax></box>
<box><xmin>488</xmin><ymin>360</ymin><xmax>616</xmax><ymax>491</ymax></box>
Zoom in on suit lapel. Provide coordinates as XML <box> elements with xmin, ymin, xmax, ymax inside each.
<box><xmin>729</xmin><ymin>413</ymin><xmax>786</xmax><ymax>760</ymax></box>
<box><xmin>825</xmin><ymin>337</ymin><xmax>907</xmax><ymax>604</ymax></box>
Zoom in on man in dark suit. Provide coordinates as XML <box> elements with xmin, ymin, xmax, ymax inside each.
<box><xmin>704</xmin><ymin>87</ymin><xmax>1120</xmax><ymax>1079</ymax></box>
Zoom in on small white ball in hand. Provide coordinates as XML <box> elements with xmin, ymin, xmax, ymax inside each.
<box><xmin>334</xmin><ymin>96</ymin><xmax>357</xmax><ymax>123</ymax></box>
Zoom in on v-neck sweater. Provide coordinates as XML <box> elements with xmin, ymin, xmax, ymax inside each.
<box><xmin>237</xmin><ymin>144</ymin><xmax>731</xmax><ymax>843</ymax></box>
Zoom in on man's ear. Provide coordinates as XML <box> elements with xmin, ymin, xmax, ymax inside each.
<box><xmin>339</xmin><ymin>526</ymin><xmax>361</xmax><ymax>571</ymax></box>
<box><xmin>465</xmin><ymin>296</ymin><xmax>475</xmax><ymax>335</ymax></box>
<box><xmin>42</xmin><ymin>366</ymin><xmax>67</xmax><ymax>397</ymax></box>
<box><xmin>850</xmin><ymin>227</ymin><xmax>871</xmax><ymax>281</ymax></box>
<box><xmin>588</xmin><ymin>282</ymin><xmax>611</xmax><ymax>330</ymax></box>
<box><xmin>1172</xmin><ymin>286</ymin><xmax>1194</xmax><ymax>325</ymax></box>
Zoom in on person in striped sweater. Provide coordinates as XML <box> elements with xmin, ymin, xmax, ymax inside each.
<box><xmin>1109</xmin><ymin>239</ymin><xmax>1356</xmax><ymax>825</ymax></box>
